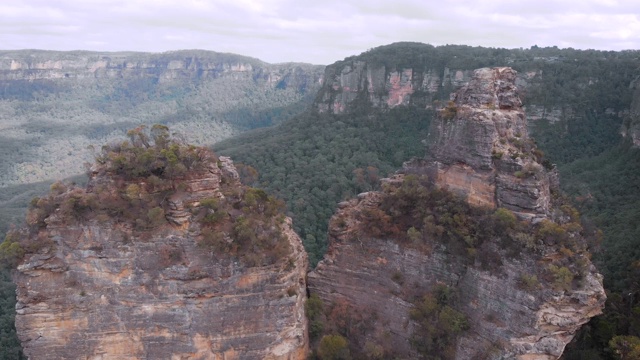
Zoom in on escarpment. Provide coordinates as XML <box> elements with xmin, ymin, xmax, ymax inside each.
<box><xmin>315</xmin><ymin>58</ymin><xmax>472</xmax><ymax>114</ymax></box>
<box><xmin>10</xmin><ymin>128</ymin><xmax>308</xmax><ymax>359</ymax></box>
<box><xmin>308</xmin><ymin>68</ymin><xmax>605</xmax><ymax>359</ymax></box>
<box><xmin>0</xmin><ymin>50</ymin><xmax>322</xmax><ymax>89</ymax></box>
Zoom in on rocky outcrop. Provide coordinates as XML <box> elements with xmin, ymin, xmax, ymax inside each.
<box><xmin>13</xmin><ymin>150</ymin><xmax>308</xmax><ymax>359</ymax></box>
<box><xmin>308</xmin><ymin>67</ymin><xmax>605</xmax><ymax>359</ymax></box>
<box><xmin>420</xmin><ymin>67</ymin><xmax>554</xmax><ymax>219</ymax></box>
<box><xmin>309</xmin><ymin>193</ymin><xmax>605</xmax><ymax>359</ymax></box>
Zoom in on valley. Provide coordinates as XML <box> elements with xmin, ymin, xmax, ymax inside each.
<box><xmin>1</xmin><ymin>43</ymin><xmax>640</xmax><ymax>359</ymax></box>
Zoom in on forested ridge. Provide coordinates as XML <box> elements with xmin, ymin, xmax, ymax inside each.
<box><xmin>216</xmin><ymin>43</ymin><xmax>640</xmax><ymax>359</ymax></box>
<box><xmin>1</xmin><ymin>43</ymin><xmax>640</xmax><ymax>358</ymax></box>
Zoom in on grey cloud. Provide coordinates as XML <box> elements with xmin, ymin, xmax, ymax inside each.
<box><xmin>0</xmin><ymin>0</ymin><xmax>638</xmax><ymax>64</ymax></box>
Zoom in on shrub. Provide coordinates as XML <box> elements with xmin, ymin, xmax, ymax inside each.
<box><xmin>391</xmin><ymin>270</ymin><xmax>405</xmax><ymax>285</ymax></box>
<box><xmin>609</xmin><ymin>335</ymin><xmax>640</xmax><ymax>359</ymax></box>
<box><xmin>406</xmin><ymin>227</ymin><xmax>421</xmax><ymax>243</ymax></box>
<box><xmin>441</xmin><ymin>101</ymin><xmax>458</xmax><ymax>121</ymax></box>
<box><xmin>158</xmin><ymin>244</ymin><xmax>182</xmax><ymax>267</ymax></box>
<box><xmin>518</xmin><ymin>274</ymin><xmax>540</xmax><ymax>291</ymax></box>
<box><xmin>306</xmin><ymin>293</ymin><xmax>326</xmax><ymax>340</ymax></box>
<box><xmin>548</xmin><ymin>265</ymin><xmax>574</xmax><ymax>291</ymax></box>
<box><xmin>537</xmin><ymin>219</ymin><xmax>568</xmax><ymax>245</ymax></box>
<box><xmin>0</xmin><ymin>231</ymin><xmax>25</xmax><ymax>269</ymax></box>
<box><xmin>493</xmin><ymin>208</ymin><xmax>517</xmax><ymax>230</ymax></box>
<box><xmin>363</xmin><ymin>341</ymin><xmax>385</xmax><ymax>359</ymax></box>
<box><xmin>318</xmin><ymin>334</ymin><xmax>351</xmax><ymax>360</ymax></box>
<box><xmin>410</xmin><ymin>286</ymin><xmax>468</xmax><ymax>359</ymax></box>
<box><xmin>147</xmin><ymin>207</ymin><xmax>166</xmax><ymax>227</ymax></box>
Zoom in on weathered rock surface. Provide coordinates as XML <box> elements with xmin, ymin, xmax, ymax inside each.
<box><xmin>315</xmin><ymin>60</ymin><xmax>473</xmax><ymax>114</ymax></box>
<box><xmin>421</xmin><ymin>67</ymin><xmax>554</xmax><ymax>219</ymax></box>
<box><xmin>308</xmin><ymin>67</ymin><xmax>605</xmax><ymax>359</ymax></box>
<box><xmin>309</xmin><ymin>192</ymin><xmax>605</xmax><ymax>359</ymax></box>
<box><xmin>313</xmin><ymin>55</ymin><xmax>570</xmax><ymax>127</ymax></box>
<box><xmin>0</xmin><ymin>50</ymin><xmax>322</xmax><ymax>89</ymax></box>
<box><xmin>14</xmin><ymin>157</ymin><xmax>308</xmax><ymax>360</ymax></box>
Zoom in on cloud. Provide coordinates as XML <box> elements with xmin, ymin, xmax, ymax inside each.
<box><xmin>0</xmin><ymin>0</ymin><xmax>638</xmax><ymax>64</ymax></box>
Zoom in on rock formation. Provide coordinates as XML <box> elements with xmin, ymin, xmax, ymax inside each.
<box><xmin>420</xmin><ymin>67</ymin><xmax>555</xmax><ymax>219</ymax></box>
<box><xmin>308</xmin><ymin>67</ymin><xmax>605</xmax><ymax>359</ymax></box>
<box><xmin>315</xmin><ymin>59</ymin><xmax>472</xmax><ymax>114</ymax></box>
<box><xmin>12</xmin><ymin>134</ymin><xmax>308</xmax><ymax>359</ymax></box>
<box><xmin>313</xmin><ymin>49</ymin><xmax>568</xmax><ymax>127</ymax></box>
<box><xmin>0</xmin><ymin>50</ymin><xmax>322</xmax><ymax>89</ymax></box>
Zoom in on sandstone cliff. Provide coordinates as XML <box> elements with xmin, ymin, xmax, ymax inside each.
<box><xmin>0</xmin><ymin>50</ymin><xmax>321</xmax><ymax>88</ymax></box>
<box><xmin>308</xmin><ymin>68</ymin><xmax>605</xmax><ymax>359</ymax></box>
<box><xmin>419</xmin><ymin>67</ymin><xmax>555</xmax><ymax>219</ymax></box>
<box><xmin>11</xmin><ymin>131</ymin><xmax>308</xmax><ymax>359</ymax></box>
<box><xmin>315</xmin><ymin>59</ymin><xmax>472</xmax><ymax>114</ymax></box>
<box><xmin>0</xmin><ymin>50</ymin><xmax>324</xmax><ymax>187</ymax></box>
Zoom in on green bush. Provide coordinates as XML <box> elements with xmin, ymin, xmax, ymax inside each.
<box><xmin>410</xmin><ymin>285</ymin><xmax>468</xmax><ymax>359</ymax></box>
<box><xmin>518</xmin><ymin>274</ymin><xmax>540</xmax><ymax>292</ymax></box>
<box><xmin>0</xmin><ymin>231</ymin><xmax>25</xmax><ymax>269</ymax></box>
<box><xmin>318</xmin><ymin>334</ymin><xmax>351</xmax><ymax>360</ymax></box>
<box><xmin>305</xmin><ymin>294</ymin><xmax>325</xmax><ymax>340</ymax></box>
<box><xmin>548</xmin><ymin>265</ymin><xmax>574</xmax><ymax>291</ymax></box>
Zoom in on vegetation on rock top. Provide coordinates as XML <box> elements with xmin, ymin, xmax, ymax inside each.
<box><xmin>1</xmin><ymin>125</ymin><xmax>292</xmax><ymax>269</ymax></box>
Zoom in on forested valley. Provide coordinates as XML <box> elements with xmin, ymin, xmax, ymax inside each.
<box><xmin>1</xmin><ymin>43</ymin><xmax>640</xmax><ymax>358</ymax></box>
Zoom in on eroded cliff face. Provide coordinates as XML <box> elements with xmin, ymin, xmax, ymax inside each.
<box><xmin>308</xmin><ymin>68</ymin><xmax>605</xmax><ymax>359</ymax></box>
<box><xmin>13</xmin><ymin>143</ymin><xmax>308</xmax><ymax>359</ymax></box>
<box><xmin>0</xmin><ymin>50</ymin><xmax>322</xmax><ymax>89</ymax></box>
<box><xmin>420</xmin><ymin>67</ymin><xmax>554</xmax><ymax>219</ymax></box>
<box><xmin>315</xmin><ymin>60</ymin><xmax>472</xmax><ymax>114</ymax></box>
<box><xmin>313</xmin><ymin>56</ymin><xmax>570</xmax><ymax>128</ymax></box>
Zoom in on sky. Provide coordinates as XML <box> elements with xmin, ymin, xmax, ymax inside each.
<box><xmin>1</xmin><ymin>0</ymin><xmax>639</xmax><ymax>65</ymax></box>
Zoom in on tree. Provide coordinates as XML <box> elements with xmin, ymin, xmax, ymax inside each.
<box><xmin>318</xmin><ymin>334</ymin><xmax>351</xmax><ymax>360</ymax></box>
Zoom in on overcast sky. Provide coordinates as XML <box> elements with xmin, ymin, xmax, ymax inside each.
<box><xmin>1</xmin><ymin>0</ymin><xmax>639</xmax><ymax>64</ymax></box>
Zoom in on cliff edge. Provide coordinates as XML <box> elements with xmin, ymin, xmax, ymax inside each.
<box><xmin>9</xmin><ymin>127</ymin><xmax>308</xmax><ymax>359</ymax></box>
<box><xmin>308</xmin><ymin>68</ymin><xmax>605</xmax><ymax>359</ymax></box>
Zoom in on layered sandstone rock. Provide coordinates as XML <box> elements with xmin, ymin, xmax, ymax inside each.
<box><xmin>0</xmin><ymin>50</ymin><xmax>322</xmax><ymax>90</ymax></box>
<box><xmin>308</xmin><ymin>67</ymin><xmax>605</xmax><ymax>359</ymax></box>
<box><xmin>420</xmin><ymin>67</ymin><xmax>554</xmax><ymax>219</ymax></box>
<box><xmin>14</xmin><ymin>153</ymin><xmax>308</xmax><ymax>359</ymax></box>
<box><xmin>315</xmin><ymin>60</ymin><xmax>473</xmax><ymax>114</ymax></box>
<box><xmin>313</xmin><ymin>54</ymin><xmax>568</xmax><ymax>128</ymax></box>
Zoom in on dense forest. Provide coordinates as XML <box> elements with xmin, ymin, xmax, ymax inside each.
<box><xmin>1</xmin><ymin>42</ymin><xmax>640</xmax><ymax>358</ymax></box>
<box><xmin>215</xmin><ymin>106</ymin><xmax>433</xmax><ymax>265</ymax></box>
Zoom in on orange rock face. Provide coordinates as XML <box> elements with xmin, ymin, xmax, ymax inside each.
<box><xmin>14</xmin><ymin>157</ymin><xmax>308</xmax><ymax>360</ymax></box>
